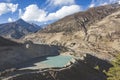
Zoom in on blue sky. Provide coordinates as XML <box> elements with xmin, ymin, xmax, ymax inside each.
<box><xmin>0</xmin><ymin>0</ymin><xmax>119</xmax><ymax>25</ymax></box>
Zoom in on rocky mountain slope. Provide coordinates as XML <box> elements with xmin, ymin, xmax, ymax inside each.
<box><xmin>1</xmin><ymin>3</ymin><xmax>120</xmax><ymax>80</ymax></box>
<box><xmin>40</xmin><ymin>3</ymin><xmax>120</xmax><ymax>34</ymax></box>
<box><xmin>24</xmin><ymin>3</ymin><xmax>120</xmax><ymax>61</ymax></box>
<box><xmin>0</xmin><ymin>19</ymin><xmax>41</xmax><ymax>39</ymax></box>
<box><xmin>0</xmin><ymin>36</ymin><xmax>19</xmax><ymax>46</ymax></box>
<box><xmin>0</xmin><ymin>37</ymin><xmax>60</xmax><ymax>71</ymax></box>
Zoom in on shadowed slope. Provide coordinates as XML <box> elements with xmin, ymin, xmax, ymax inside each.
<box><xmin>0</xmin><ymin>36</ymin><xmax>19</xmax><ymax>46</ymax></box>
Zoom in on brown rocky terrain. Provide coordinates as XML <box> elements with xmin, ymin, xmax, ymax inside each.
<box><xmin>24</xmin><ymin>3</ymin><xmax>120</xmax><ymax>61</ymax></box>
<box><xmin>1</xmin><ymin>3</ymin><xmax>120</xmax><ymax>80</ymax></box>
<box><xmin>40</xmin><ymin>3</ymin><xmax>120</xmax><ymax>34</ymax></box>
<box><xmin>9</xmin><ymin>4</ymin><xmax>119</xmax><ymax>80</ymax></box>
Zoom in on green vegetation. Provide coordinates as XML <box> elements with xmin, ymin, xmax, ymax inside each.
<box><xmin>94</xmin><ymin>65</ymin><xmax>100</xmax><ymax>70</ymax></box>
<box><xmin>107</xmin><ymin>53</ymin><xmax>120</xmax><ymax>80</ymax></box>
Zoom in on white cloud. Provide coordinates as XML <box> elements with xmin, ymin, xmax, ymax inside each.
<box><xmin>47</xmin><ymin>0</ymin><xmax>75</xmax><ymax>6</ymax></box>
<box><xmin>100</xmin><ymin>2</ymin><xmax>108</xmax><ymax>6</ymax></box>
<box><xmin>118</xmin><ymin>0</ymin><xmax>120</xmax><ymax>4</ymax></box>
<box><xmin>8</xmin><ymin>17</ymin><xmax>13</xmax><ymax>22</ymax></box>
<box><xmin>89</xmin><ymin>4</ymin><xmax>95</xmax><ymax>8</ymax></box>
<box><xmin>0</xmin><ymin>3</ymin><xmax>18</xmax><ymax>16</ymax></box>
<box><xmin>46</xmin><ymin>5</ymin><xmax>81</xmax><ymax>20</ymax></box>
<box><xmin>18</xmin><ymin>9</ymin><xmax>23</xmax><ymax>18</ymax></box>
<box><xmin>89</xmin><ymin>0</ymin><xmax>119</xmax><ymax>8</ymax></box>
<box><xmin>21</xmin><ymin>4</ymin><xmax>81</xmax><ymax>22</ymax></box>
<box><xmin>21</xmin><ymin>4</ymin><xmax>47</xmax><ymax>22</ymax></box>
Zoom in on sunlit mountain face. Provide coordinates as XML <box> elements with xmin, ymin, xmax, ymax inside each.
<box><xmin>0</xmin><ymin>0</ymin><xmax>120</xmax><ymax>80</ymax></box>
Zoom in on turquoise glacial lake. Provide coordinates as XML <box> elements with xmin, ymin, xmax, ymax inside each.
<box><xmin>21</xmin><ymin>55</ymin><xmax>73</xmax><ymax>70</ymax></box>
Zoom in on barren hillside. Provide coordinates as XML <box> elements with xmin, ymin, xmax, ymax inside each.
<box><xmin>24</xmin><ymin>4</ymin><xmax>120</xmax><ymax>61</ymax></box>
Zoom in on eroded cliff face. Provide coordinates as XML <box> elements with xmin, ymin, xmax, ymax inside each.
<box><xmin>40</xmin><ymin>4</ymin><xmax>120</xmax><ymax>33</ymax></box>
<box><xmin>23</xmin><ymin>5</ymin><xmax>120</xmax><ymax>61</ymax></box>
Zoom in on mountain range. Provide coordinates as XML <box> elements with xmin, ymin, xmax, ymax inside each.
<box><xmin>0</xmin><ymin>3</ymin><xmax>120</xmax><ymax>80</ymax></box>
<box><xmin>24</xmin><ymin>3</ymin><xmax>120</xmax><ymax>60</ymax></box>
<box><xmin>40</xmin><ymin>3</ymin><xmax>120</xmax><ymax>33</ymax></box>
<box><xmin>0</xmin><ymin>19</ymin><xmax>41</xmax><ymax>39</ymax></box>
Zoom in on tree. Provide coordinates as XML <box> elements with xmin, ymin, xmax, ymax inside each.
<box><xmin>107</xmin><ymin>54</ymin><xmax>120</xmax><ymax>80</ymax></box>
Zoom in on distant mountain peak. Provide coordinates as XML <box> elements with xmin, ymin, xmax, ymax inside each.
<box><xmin>17</xmin><ymin>18</ymin><xmax>24</xmax><ymax>21</ymax></box>
<box><xmin>0</xmin><ymin>18</ymin><xmax>41</xmax><ymax>39</ymax></box>
<box><xmin>16</xmin><ymin>18</ymin><xmax>26</xmax><ymax>23</ymax></box>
